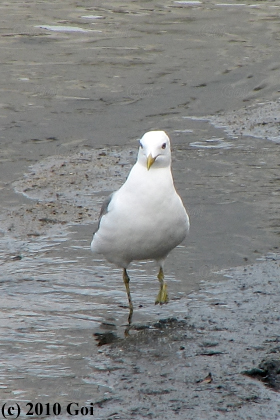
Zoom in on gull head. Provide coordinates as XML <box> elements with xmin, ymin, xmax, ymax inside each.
<box><xmin>137</xmin><ymin>131</ymin><xmax>171</xmax><ymax>170</ymax></box>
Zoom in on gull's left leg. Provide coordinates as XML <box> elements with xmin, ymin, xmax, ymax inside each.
<box><xmin>155</xmin><ymin>266</ymin><xmax>169</xmax><ymax>305</ymax></box>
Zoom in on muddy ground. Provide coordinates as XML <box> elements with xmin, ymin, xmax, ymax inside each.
<box><xmin>0</xmin><ymin>1</ymin><xmax>280</xmax><ymax>419</ymax></box>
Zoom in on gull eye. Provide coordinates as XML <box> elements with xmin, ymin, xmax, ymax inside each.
<box><xmin>161</xmin><ymin>143</ymin><xmax>167</xmax><ymax>149</ymax></box>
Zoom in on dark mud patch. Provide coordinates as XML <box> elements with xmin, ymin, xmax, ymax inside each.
<box><xmin>243</xmin><ymin>359</ymin><xmax>280</xmax><ymax>392</ymax></box>
<box><xmin>94</xmin><ymin>331</ymin><xmax>119</xmax><ymax>346</ymax></box>
<box><xmin>87</xmin><ymin>256</ymin><xmax>280</xmax><ymax>419</ymax></box>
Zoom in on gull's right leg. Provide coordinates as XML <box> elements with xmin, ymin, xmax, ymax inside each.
<box><xmin>123</xmin><ymin>268</ymin><xmax>133</xmax><ymax>325</ymax></box>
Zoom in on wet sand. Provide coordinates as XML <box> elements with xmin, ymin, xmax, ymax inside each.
<box><xmin>0</xmin><ymin>1</ymin><xmax>280</xmax><ymax>418</ymax></box>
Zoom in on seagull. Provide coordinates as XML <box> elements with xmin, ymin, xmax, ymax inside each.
<box><xmin>91</xmin><ymin>131</ymin><xmax>189</xmax><ymax>324</ymax></box>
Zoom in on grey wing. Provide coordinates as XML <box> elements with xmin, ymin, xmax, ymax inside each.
<box><xmin>93</xmin><ymin>193</ymin><xmax>114</xmax><ymax>234</ymax></box>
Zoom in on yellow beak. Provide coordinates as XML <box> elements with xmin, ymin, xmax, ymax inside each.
<box><xmin>147</xmin><ymin>154</ymin><xmax>156</xmax><ymax>170</ymax></box>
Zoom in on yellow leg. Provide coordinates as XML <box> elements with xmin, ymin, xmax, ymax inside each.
<box><xmin>155</xmin><ymin>267</ymin><xmax>169</xmax><ymax>305</ymax></box>
<box><xmin>123</xmin><ymin>268</ymin><xmax>133</xmax><ymax>325</ymax></box>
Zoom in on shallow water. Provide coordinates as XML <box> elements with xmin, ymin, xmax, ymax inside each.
<box><xmin>0</xmin><ymin>0</ymin><xmax>280</xmax><ymax>412</ymax></box>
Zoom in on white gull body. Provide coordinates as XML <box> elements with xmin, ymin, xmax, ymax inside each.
<box><xmin>91</xmin><ymin>130</ymin><xmax>189</xmax><ymax>322</ymax></box>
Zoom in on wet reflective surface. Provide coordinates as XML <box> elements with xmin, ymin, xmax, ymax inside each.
<box><xmin>1</xmin><ymin>0</ymin><xmax>280</xmax><ymax>415</ymax></box>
